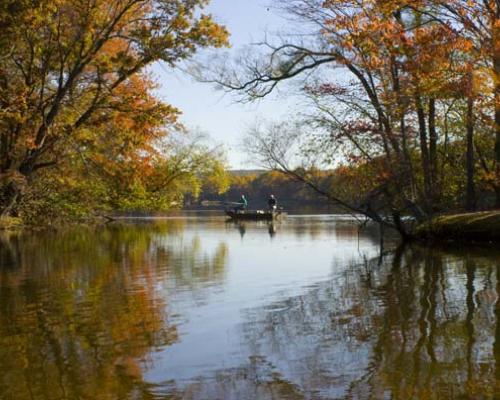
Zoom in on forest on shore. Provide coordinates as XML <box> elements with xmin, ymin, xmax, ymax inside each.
<box><xmin>193</xmin><ymin>170</ymin><xmax>332</xmax><ymax>210</ymax></box>
<box><xmin>2</xmin><ymin>0</ymin><xmax>500</xmax><ymax>240</ymax></box>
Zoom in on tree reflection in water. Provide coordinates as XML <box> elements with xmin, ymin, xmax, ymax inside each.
<box><xmin>0</xmin><ymin>221</ymin><xmax>228</xmax><ymax>400</ymax></box>
<box><xmin>1</xmin><ymin>218</ymin><xmax>500</xmax><ymax>399</ymax></box>
<box><xmin>231</xmin><ymin>244</ymin><xmax>500</xmax><ymax>400</ymax></box>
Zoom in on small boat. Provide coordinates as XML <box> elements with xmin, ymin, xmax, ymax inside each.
<box><xmin>225</xmin><ymin>209</ymin><xmax>286</xmax><ymax>221</ymax></box>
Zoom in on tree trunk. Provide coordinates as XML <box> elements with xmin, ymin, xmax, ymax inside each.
<box><xmin>416</xmin><ymin>94</ymin><xmax>432</xmax><ymax>210</ymax></box>
<box><xmin>428</xmin><ymin>98</ymin><xmax>438</xmax><ymax>189</ymax></box>
<box><xmin>466</xmin><ymin>86</ymin><xmax>476</xmax><ymax>211</ymax></box>
<box><xmin>493</xmin><ymin>20</ymin><xmax>500</xmax><ymax>207</ymax></box>
<box><xmin>0</xmin><ymin>171</ymin><xmax>25</xmax><ymax>217</ymax></box>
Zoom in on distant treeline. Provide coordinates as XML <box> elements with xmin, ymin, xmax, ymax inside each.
<box><xmin>190</xmin><ymin>170</ymin><xmax>335</xmax><ymax>210</ymax></box>
<box><xmin>191</xmin><ymin>158</ymin><xmax>499</xmax><ymax>214</ymax></box>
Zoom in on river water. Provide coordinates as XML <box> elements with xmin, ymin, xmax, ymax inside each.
<box><xmin>0</xmin><ymin>214</ymin><xmax>499</xmax><ymax>399</ymax></box>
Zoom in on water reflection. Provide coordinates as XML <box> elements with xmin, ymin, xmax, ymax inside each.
<box><xmin>0</xmin><ymin>221</ymin><xmax>228</xmax><ymax>400</ymax></box>
<box><xmin>234</xmin><ymin>244</ymin><xmax>500</xmax><ymax>399</ymax></box>
<box><xmin>227</xmin><ymin>221</ymin><xmax>279</xmax><ymax>239</ymax></box>
<box><xmin>268</xmin><ymin>223</ymin><xmax>277</xmax><ymax>239</ymax></box>
<box><xmin>0</xmin><ymin>217</ymin><xmax>499</xmax><ymax>399</ymax></box>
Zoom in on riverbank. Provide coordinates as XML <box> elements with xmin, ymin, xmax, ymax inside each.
<box><xmin>0</xmin><ymin>217</ymin><xmax>23</xmax><ymax>230</ymax></box>
<box><xmin>0</xmin><ymin>215</ymin><xmax>116</xmax><ymax>231</ymax></box>
<box><xmin>415</xmin><ymin>210</ymin><xmax>500</xmax><ymax>242</ymax></box>
<box><xmin>4</xmin><ymin>210</ymin><xmax>500</xmax><ymax>244</ymax></box>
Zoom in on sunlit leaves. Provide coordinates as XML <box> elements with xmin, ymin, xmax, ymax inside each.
<box><xmin>0</xmin><ymin>0</ymin><xmax>230</xmax><ymax>216</ymax></box>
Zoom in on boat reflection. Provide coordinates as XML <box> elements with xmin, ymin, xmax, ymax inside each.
<box><xmin>268</xmin><ymin>223</ymin><xmax>277</xmax><ymax>238</ymax></box>
<box><xmin>226</xmin><ymin>220</ymin><xmax>279</xmax><ymax>239</ymax></box>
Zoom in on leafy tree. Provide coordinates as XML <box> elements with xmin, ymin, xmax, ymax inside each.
<box><xmin>0</xmin><ymin>0</ymin><xmax>229</xmax><ymax>217</ymax></box>
<box><xmin>204</xmin><ymin>0</ymin><xmax>497</xmax><ymax>237</ymax></box>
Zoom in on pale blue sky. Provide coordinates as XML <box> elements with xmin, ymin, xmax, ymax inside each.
<box><xmin>151</xmin><ymin>0</ymin><xmax>295</xmax><ymax>169</ymax></box>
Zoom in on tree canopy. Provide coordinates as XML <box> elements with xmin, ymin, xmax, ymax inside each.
<box><xmin>0</xmin><ymin>0</ymin><xmax>229</xmax><ymax>221</ymax></box>
<box><xmin>204</xmin><ymin>0</ymin><xmax>500</xmax><ymax>237</ymax></box>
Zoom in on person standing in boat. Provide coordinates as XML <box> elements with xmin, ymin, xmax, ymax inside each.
<box><xmin>267</xmin><ymin>194</ymin><xmax>277</xmax><ymax>211</ymax></box>
<box><xmin>234</xmin><ymin>194</ymin><xmax>248</xmax><ymax>212</ymax></box>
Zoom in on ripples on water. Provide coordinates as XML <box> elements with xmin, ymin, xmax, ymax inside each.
<box><xmin>0</xmin><ymin>214</ymin><xmax>499</xmax><ymax>399</ymax></box>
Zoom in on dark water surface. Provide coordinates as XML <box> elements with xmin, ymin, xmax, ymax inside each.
<box><xmin>0</xmin><ymin>215</ymin><xmax>499</xmax><ymax>399</ymax></box>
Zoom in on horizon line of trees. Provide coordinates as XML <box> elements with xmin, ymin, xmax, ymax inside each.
<box><xmin>194</xmin><ymin>170</ymin><xmax>333</xmax><ymax>209</ymax></box>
